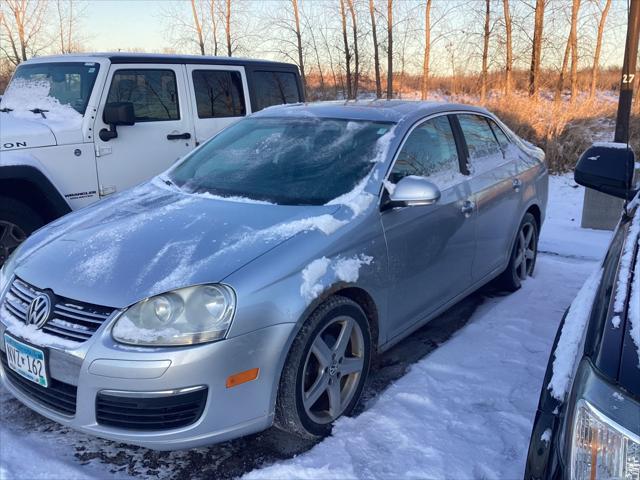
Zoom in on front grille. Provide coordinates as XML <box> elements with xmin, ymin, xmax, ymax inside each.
<box><xmin>0</xmin><ymin>351</ymin><xmax>77</xmax><ymax>416</ymax></box>
<box><xmin>96</xmin><ymin>388</ymin><xmax>208</xmax><ymax>431</ymax></box>
<box><xmin>3</xmin><ymin>277</ymin><xmax>115</xmax><ymax>342</ymax></box>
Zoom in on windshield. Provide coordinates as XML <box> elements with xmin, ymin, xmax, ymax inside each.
<box><xmin>3</xmin><ymin>62</ymin><xmax>100</xmax><ymax>115</ymax></box>
<box><xmin>169</xmin><ymin>117</ymin><xmax>395</xmax><ymax>205</ymax></box>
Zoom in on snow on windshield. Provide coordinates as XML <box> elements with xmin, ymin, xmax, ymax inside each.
<box><xmin>628</xmin><ymin>219</ymin><xmax>640</xmax><ymax>368</ymax></box>
<box><xmin>547</xmin><ymin>267</ymin><xmax>602</xmax><ymax>401</ymax></box>
<box><xmin>1</xmin><ymin>78</ymin><xmax>82</xmax><ymax>124</ymax></box>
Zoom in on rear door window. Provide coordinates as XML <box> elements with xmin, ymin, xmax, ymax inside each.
<box><xmin>106</xmin><ymin>69</ymin><xmax>179</xmax><ymax>122</ymax></box>
<box><xmin>389</xmin><ymin>115</ymin><xmax>463</xmax><ymax>188</ymax></box>
<box><xmin>253</xmin><ymin>71</ymin><xmax>300</xmax><ymax>111</ymax></box>
<box><xmin>457</xmin><ymin>114</ymin><xmax>505</xmax><ymax>174</ymax></box>
<box><xmin>192</xmin><ymin>70</ymin><xmax>246</xmax><ymax>118</ymax></box>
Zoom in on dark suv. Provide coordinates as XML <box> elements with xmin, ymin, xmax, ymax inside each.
<box><xmin>525</xmin><ymin>143</ymin><xmax>639</xmax><ymax>479</ymax></box>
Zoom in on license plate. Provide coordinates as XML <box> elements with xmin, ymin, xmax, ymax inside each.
<box><xmin>4</xmin><ymin>334</ymin><xmax>48</xmax><ymax>388</ymax></box>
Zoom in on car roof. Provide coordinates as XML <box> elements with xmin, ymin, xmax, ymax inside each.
<box><xmin>21</xmin><ymin>52</ymin><xmax>298</xmax><ymax>69</ymax></box>
<box><xmin>253</xmin><ymin>100</ymin><xmax>492</xmax><ymax>123</ymax></box>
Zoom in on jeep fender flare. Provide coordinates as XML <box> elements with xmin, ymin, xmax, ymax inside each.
<box><xmin>0</xmin><ymin>164</ymin><xmax>71</xmax><ymax>221</ymax></box>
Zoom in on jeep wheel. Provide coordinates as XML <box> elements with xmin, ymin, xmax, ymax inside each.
<box><xmin>0</xmin><ymin>197</ymin><xmax>44</xmax><ymax>266</ymax></box>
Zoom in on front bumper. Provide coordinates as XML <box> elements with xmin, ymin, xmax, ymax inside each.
<box><xmin>0</xmin><ymin>318</ymin><xmax>295</xmax><ymax>450</ymax></box>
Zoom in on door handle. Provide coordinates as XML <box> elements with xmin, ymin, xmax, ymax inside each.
<box><xmin>167</xmin><ymin>132</ymin><xmax>191</xmax><ymax>140</ymax></box>
<box><xmin>512</xmin><ymin>178</ymin><xmax>522</xmax><ymax>192</ymax></box>
<box><xmin>461</xmin><ymin>200</ymin><xmax>475</xmax><ymax>218</ymax></box>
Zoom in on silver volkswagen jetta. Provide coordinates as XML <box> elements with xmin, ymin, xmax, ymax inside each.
<box><xmin>0</xmin><ymin>101</ymin><xmax>547</xmax><ymax>450</ymax></box>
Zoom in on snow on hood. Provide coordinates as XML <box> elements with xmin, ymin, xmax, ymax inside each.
<box><xmin>14</xmin><ymin>181</ymin><xmax>347</xmax><ymax>309</ymax></box>
<box><xmin>0</xmin><ymin>79</ymin><xmax>84</xmax><ymax>147</ymax></box>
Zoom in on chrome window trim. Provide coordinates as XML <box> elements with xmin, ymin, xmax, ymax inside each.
<box><xmin>99</xmin><ymin>385</ymin><xmax>207</xmax><ymax>398</ymax></box>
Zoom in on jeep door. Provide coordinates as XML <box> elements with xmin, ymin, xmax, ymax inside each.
<box><xmin>381</xmin><ymin>114</ymin><xmax>476</xmax><ymax>340</ymax></box>
<box><xmin>186</xmin><ymin>65</ymin><xmax>250</xmax><ymax>146</ymax></box>
<box><xmin>93</xmin><ymin>64</ymin><xmax>195</xmax><ymax>196</ymax></box>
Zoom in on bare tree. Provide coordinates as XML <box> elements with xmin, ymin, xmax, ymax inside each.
<box><xmin>420</xmin><ymin>0</ymin><xmax>432</xmax><ymax>100</ymax></box>
<box><xmin>225</xmin><ymin>0</ymin><xmax>232</xmax><ymax>56</ymax></box>
<box><xmin>339</xmin><ymin>0</ymin><xmax>353</xmax><ymax>99</ymax></box>
<box><xmin>528</xmin><ymin>0</ymin><xmax>545</xmax><ymax>98</ymax></box>
<box><xmin>369</xmin><ymin>0</ymin><xmax>382</xmax><ymax>98</ymax></box>
<box><xmin>190</xmin><ymin>0</ymin><xmax>206</xmax><ymax>55</ymax></box>
<box><xmin>0</xmin><ymin>0</ymin><xmax>48</xmax><ymax>66</ymax></box>
<box><xmin>346</xmin><ymin>0</ymin><xmax>359</xmax><ymax>98</ymax></box>
<box><xmin>386</xmin><ymin>0</ymin><xmax>393</xmax><ymax>99</ymax></box>
<box><xmin>568</xmin><ymin>0</ymin><xmax>580</xmax><ymax>102</ymax></box>
<box><xmin>480</xmin><ymin>0</ymin><xmax>490</xmax><ymax>102</ymax></box>
<box><xmin>209</xmin><ymin>0</ymin><xmax>219</xmax><ymax>55</ymax></box>
<box><xmin>589</xmin><ymin>0</ymin><xmax>612</xmax><ymax>99</ymax></box>
<box><xmin>503</xmin><ymin>0</ymin><xmax>513</xmax><ymax>96</ymax></box>
<box><xmin>290</xmin><ymin>0</ymin><xmax>306</xmax><ymax>94</ymax></box>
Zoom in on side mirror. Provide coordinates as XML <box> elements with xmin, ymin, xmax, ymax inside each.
<box><xmin>574</xmin><ymin>143</ymin><xmax>636</xmax><ymax>200</ymax></box>
<box><xmin>389</xmin><ymin>175</ymin><xmax>441</xmax><ymax>207</ymax></box>
<box><xmin>99</xmin><ymin>102</ymin><xmax>135</xmax><ymax>141</ymax></box>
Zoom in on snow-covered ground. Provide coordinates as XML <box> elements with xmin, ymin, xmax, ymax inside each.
<box><xmin>0</xmin><ymin>175</ymin><xmax>613</xmax><ymax>480</ymax></box>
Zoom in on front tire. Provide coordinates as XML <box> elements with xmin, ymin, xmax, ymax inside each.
<box><xmin>497</xmin><ymin>212</ymin><xmax>538</xmax><ymax>292</ymax></box>
<box><xmin>275</xmin><ymin>296</ymin><xmax>372</xmax><ymax>440</ymax></box>
<box><xmin>0</xmin><ymin>197</ymin><xmax>44</xmax><ymax>266</ymax></box>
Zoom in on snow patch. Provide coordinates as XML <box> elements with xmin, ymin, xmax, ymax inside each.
<box><xmin>300</xmin><ymin>254</ymin><xmax>373</xmax><ymax>304</ymax></box>
<box><xmin>592</xmin><ymin>141</ymin><xmax>630</xmax><ymax>150</ymax></box>
<box><xmin>612</xmin><ymin>316</ymin><xmax>621</xmax><ymax>329</ymax></box>
<box><xmin>0</xmin><ymin>304</ymin><xmax>79</xmax><ymax>350</ymax></box>
<box><xmin>547</xmin><ymin>268</ymin><xmax>602</xmax><ymax>401</ymax></box>
<box><xmin>540</xmin><ymin>428</ymin><xmax>552</xmax><ymax>444</ymax></box>
<box><xmin>612</xmin><ymin>392</ymin><xmax>624</xmax><ymax>402</ymax></box>
<box><xmin>628</xmin><ymin>227</ymin><xmax>640</xmax><ymax>368</ymax></box>
<box><xmin>1</xmin><ymin>78</ymin><xmax>82</xmax><ymax>125</ymax></box>
<box><xmin>613</xmin><ymin>213</ymin><xmax>640</xmax><ymax>314</ymax></box>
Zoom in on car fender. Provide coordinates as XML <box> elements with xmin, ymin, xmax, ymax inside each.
<box><xmin>0</xmin><ymin>161</ymin><xmax>71</xmax><ymax>220</ymax></box>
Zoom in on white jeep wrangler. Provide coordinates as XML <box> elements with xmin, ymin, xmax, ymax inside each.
<box><xmin>0</xmin><ymin>53</ymin><xmax>303</xmax><ymax>265</ymax></box>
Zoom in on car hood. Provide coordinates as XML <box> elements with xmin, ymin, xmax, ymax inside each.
<box><xmin>0</xmin><ymin>114</ymin><xmax>58</xmax><ymax>151</ymax></box>
<box><xmin>14</xmin><ymin>181</ymin><xmax>343</xmax><ymax>309</ymax></box>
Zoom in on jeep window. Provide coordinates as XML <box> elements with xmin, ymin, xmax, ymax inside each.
<box><xmin>169</xmin><ymin>117</ymin><xmax>394</xmax><ymax>205</ymax></box>
<box><xmin>192</xmin><ymin>70</ymin><xmax>246</xmax><ymax>118</ymax></box>
<box><xmin>252</xmin><ymin>71</ymin><xmax>301</xmax><ymax>111</ymax></box>
<box><xmin>7</xmin><ymin>62</ymin><xmax>100</xmax><ymax>114</ymax></box>
<box><xmin>106</xmin><ymin>69</ymin><xmax>179</xmax><ymax>122</ymax></box>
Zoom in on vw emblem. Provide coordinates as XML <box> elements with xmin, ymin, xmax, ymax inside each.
<box><xmin>27</xmin><ymin>294</ymin><xmax>52</xmax><ymax>329</ymax></box>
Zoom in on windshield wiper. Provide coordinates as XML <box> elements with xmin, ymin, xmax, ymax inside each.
<box><xmin>30</xmin><ymin>108</ymin><xmax>49</xmax><ymax>119</ymax></box>
<box><xmin>0</xmin><ymin>108</ymin><xmax>12</xmax><ymax>113</ymax></box>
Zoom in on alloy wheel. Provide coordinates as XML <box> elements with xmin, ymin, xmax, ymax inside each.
<box><xmin>301</xmin><ymin>315</ymin><xmax>365</xmax><ymax>424</ymax></box>
<box><xmin>0</xmin><ymin>220</ymin><xmax>26</xmax><ymax>266</ymax></box>
<box><xmin>514</xmin><ymin>222</ymin><xmax>536</xmax><ymax>281</ymax></box>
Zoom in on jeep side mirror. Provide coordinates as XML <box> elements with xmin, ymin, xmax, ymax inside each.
<box><xmin>99</xmin><ymin>102</ymin><xmax>135</xmax><ymax>141</ymax></box>
<box><xmin>574</xmin><ymin>143</ymin><xmax>636</xmax><ymax>200</ymax></box>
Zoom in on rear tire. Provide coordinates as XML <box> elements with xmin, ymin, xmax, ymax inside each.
<box><xmin>497</xmin><ymin>212</ymin><xmax>538</xmax><ymax>292</ymax></box>
<box><xmin>275</xmin><ymin>296</ymin><xmax>372</xmax><ymax>440</ymax></box>
<box><xmin>0</xmin><ymin>197</ymin><xmax>44</xmax><ymax>266</ymax></box>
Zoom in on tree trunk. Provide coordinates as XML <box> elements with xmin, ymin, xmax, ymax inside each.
<box><xmin>386</xmin><ymin>0</ymin><xmax>393</xmax><ymax>99</ymax></box>
<box><xmin>225</xmin><ymin>0</ymin><xmax>232</xmax><ymax>56</ymax></box>
<box><xmin>291</xmin><ymin>0</ymin><xmax>306</xmax><ymax>95</ymax></box>
<box><xmin>528</xmin><ymin>0</ymin><xmax>545</xmax><ymax>98</ymax></box>
<box><xmin>420</xmin><ymin>0</ymin><xmax>432</xmax><ymax>100</ymax></box>
<box><xmin>210</xmin><ymin>0</ymin><xmax>218</xmax><ymax>56</ymax></box>
<box><xmin>503</xmin><ymin>0</ymin><xmax>513</xmax><ymax>96</ymax></box>
<box><xmin>347</xmin><ymin>0</ymin><xmax>359</xmax><ymax>98</ymax></box>
<box><xmin>56</xmin><ymin>0</ymin><xmax>65</xmax><ymax>53</ymax></box>
<box><xmin>569</xmin><ymin>0</ymin><xmax>581</xmax><ymax>102</ymax></box>
<box><xmin>339</xmin><ymin>0</ymin><xmax>353</xmax><ymax>99</ymax></box>
<box><xmin>589</xmin><ymin>0</ymin><xmax>612</xmax><ymax>99</ymax></box>
<box><xmin>480</xmin><ymin>0</ymin><xmax>490</xmax><ymax>102</ymax></box>
<box><xmin>556</xmin><ymin>33</ymin><xmax>571</xmax><ymax>102</ymax></box>
<box><xmin>369</xmin><ymin>0</ymin><xmax>382</xmax><ymax>98</ymax></box>
<box><xmin>190</xmin><ymin>0</ymin><xmax>206</xmax><ymax>55</ymax></box>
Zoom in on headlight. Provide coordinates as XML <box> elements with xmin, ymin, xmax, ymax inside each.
<box><xmin>0</xmin><ymin>248</ymin><xmax>19</xmax><ymax>295</ymax></box>
<box><xmin>571</xmin><ymin>400</ymin><xmax>640</xmax><ymax>480</ymax></box>
<box><xmin>112</xmin><ymin>284</ymin><xmax>236</xmax><ymax>346</ymax></box>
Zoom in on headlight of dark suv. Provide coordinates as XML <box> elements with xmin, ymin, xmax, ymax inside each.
<box><xmin>112</xmin><ymin>284</ymin><xmax>236</xmax><ymax>346</ymax></box>
<box><xmin>570</xmin><ymin>399</ymin><xmax>640</xmax><ymax>480</ymax></box>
